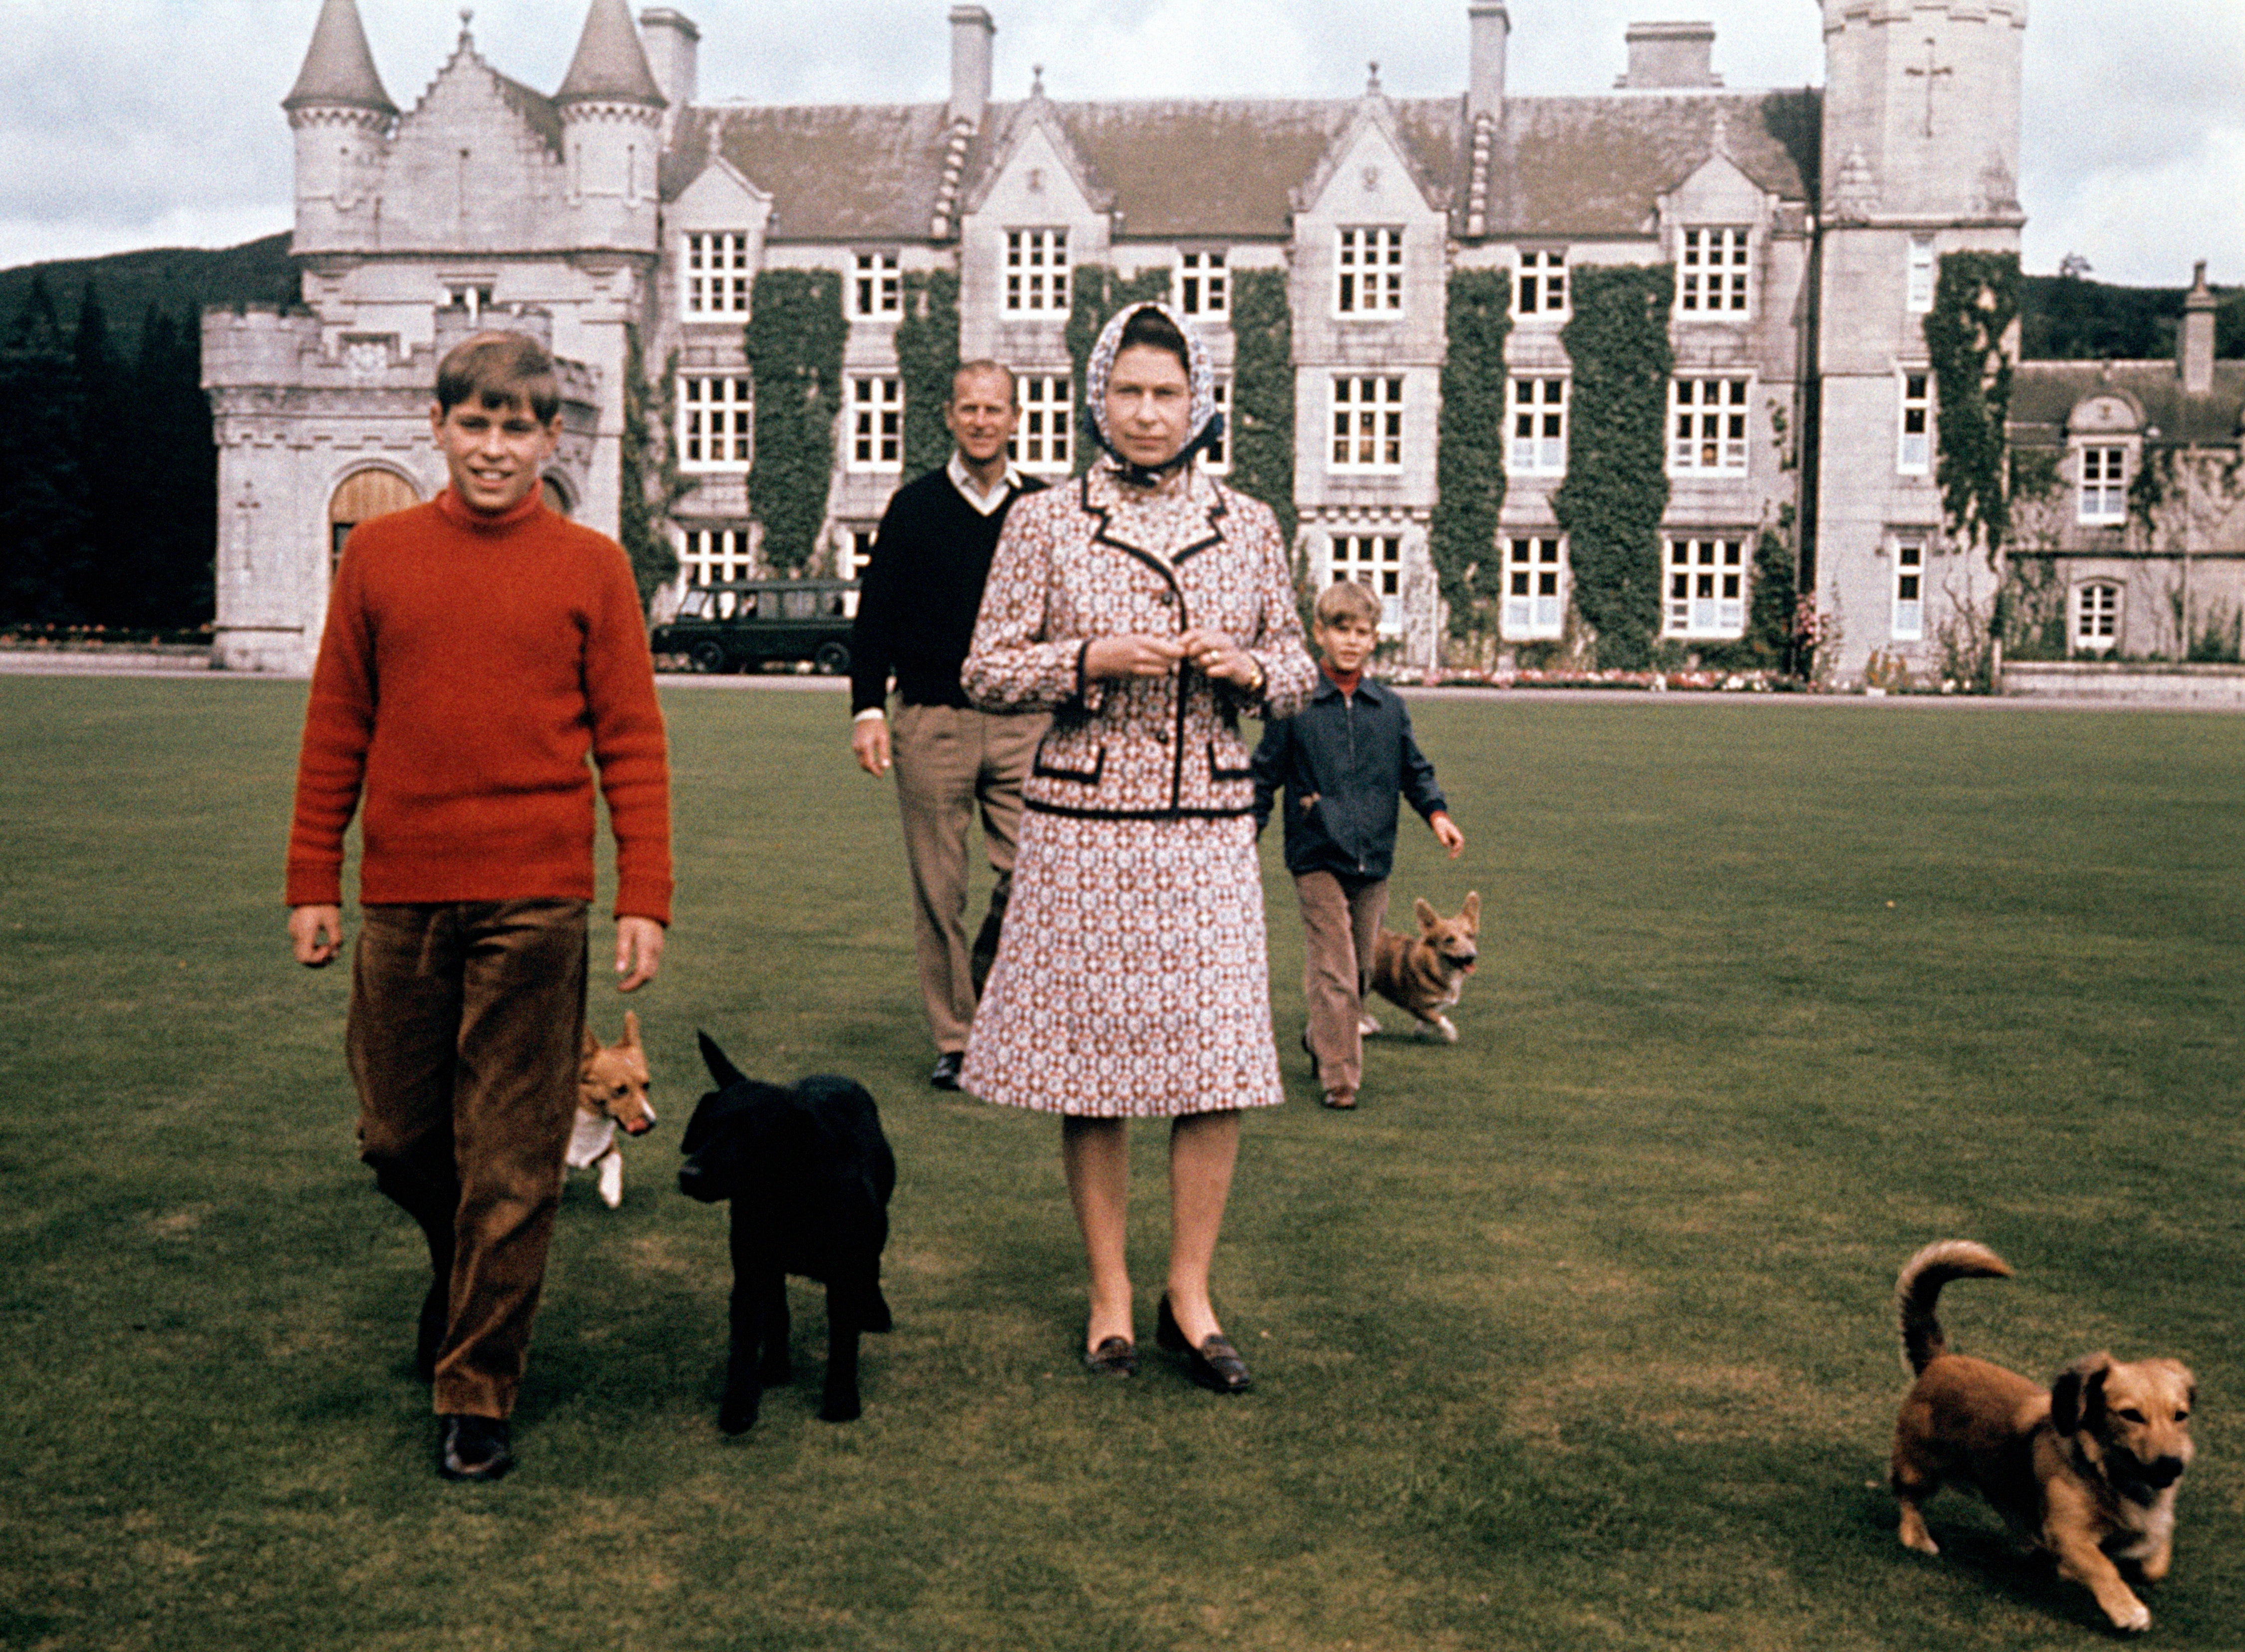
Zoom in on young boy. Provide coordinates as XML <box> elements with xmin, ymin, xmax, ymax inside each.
<box><xmin>285</xmin><ymin>331</ymin><xmax>672</xmax><ymax>1481</ymax></box>
<box><xmin>1251</xmin><ymin>580</ymin><xmax>1462</xmax><ymax>1111</ymax></box>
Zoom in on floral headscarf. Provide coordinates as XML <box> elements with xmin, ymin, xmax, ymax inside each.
<box><xmin>1085</xmin><ymin>300</ymin><xmax>1225</xmax><ymax>482</ymax></box>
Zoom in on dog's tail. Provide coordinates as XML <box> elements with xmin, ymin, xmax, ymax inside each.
<box><xmin>1895</xmin><ymin>1240</ymin><xmax>2013</xmax><ymax>1376</ymax></box>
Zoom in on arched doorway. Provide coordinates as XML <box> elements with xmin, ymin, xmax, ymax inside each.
<box><xmin>330</xmin><ymin>469</ymin><xmax>421</xmax><ymax>570</ymax></box>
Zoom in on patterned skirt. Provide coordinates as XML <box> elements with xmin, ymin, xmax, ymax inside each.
<box><xmin>960</xmin><ymin>811</ymin><xmax>1286</xmax><ymax>1117</ymax></box>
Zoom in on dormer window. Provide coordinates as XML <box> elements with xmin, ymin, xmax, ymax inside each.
<box><xmin>1515</xmin><ymin>249</ymin><xmax>1568</xmax><ymax>319</ymax></box>
<box><xmin>852</xmin><ymin>251</ymin><xmax>900</xmax><ymax>319</ymax></box>
<box><xmin>1005</xmin><ymin>230</ymin><xmax>1069</xmax><ymax>314</ymax></box>
<box><xmin>2078</xmin><ymin>446</ymin><xmax>2128</xmax><ymax>524</ymax></box>
<box><xmin>1677</xmin><ymin>228</ymin><xmax>1750</xmax><ymax>316</ymax></box>
<box><xmin>683</xmin><ymin>234</ymin><xmax>752</xmax><ymax>317</ymax></box>
<box><xmin>1336</xmin><ymin>229</ymin><xmax>1403</xmax><ymax>316</ymax></box>
<box><xmin>1177</xmin><ymin>250</ymin><xmax>1228</xmax><ymax>318</ymax></box>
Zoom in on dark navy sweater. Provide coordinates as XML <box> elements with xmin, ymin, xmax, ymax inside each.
<box><xmin>1250</xmin><ymin>673</ymin><xmax>1448</xmax><ymax>881</ymax></box>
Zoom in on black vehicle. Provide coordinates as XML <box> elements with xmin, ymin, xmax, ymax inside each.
<box><xmin>652</xmin><ymin>579</ymin><xmax>859</xmax><ymax>675</ymax></box>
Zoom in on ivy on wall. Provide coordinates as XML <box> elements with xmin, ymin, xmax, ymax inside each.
<box><xmin>1226</xmin><ymin>266</ymin><xmax>1297</xmax><ymax>548</ymax></box>
<box><xmin>1552</xmin><ymin>263</ymin><xmax>1674</xmax><ymax>670</ymax></box>
<box><xmin>618</xmin><ymin>328</ymin><xmax>684</xmax><ymax>608</ymax></box>
<box><xmin>1923</xmin><ymin>250</ymin><xmax>2020</xmax><ymax>558</ymax></box>
<box><xmin>897</xmin><ymin>268</ymin><xmax>961</xmax><ymax>481</ymax></box>
<box><xmin>1429</xmin><ymin>268</ymin><xmax>1511</xmax><ymax>644</ymax></box>
<box><xmin>743</xmin><ymin>268</ymin><xmax>846</xmax><ymax>575</ymax></box>
<box><xmin>1066</xmin><ymin>266</ymin><xmax>1171</xmax><ymax>473</ymax></box>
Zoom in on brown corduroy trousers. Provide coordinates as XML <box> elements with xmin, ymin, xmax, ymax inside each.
<box><xmin>1293</xmin><ymin>871</ymin><xmax>1390</xmax><ymax>1099</ymax></box>
<box><xmin>348</xmin><ymin>899</ymin><xmax>587</xmax><ymax>1420</ymax></box>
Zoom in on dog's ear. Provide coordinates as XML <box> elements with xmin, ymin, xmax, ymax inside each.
<box><xmin>698</xmin><ymin>1030</ymin><xmax>747</xmax><ymax>1090</ymax></box>
<box><xmin>581</xmin><ymin>1025</ymin><xmax>601</xmax><ymax>1060</ymax></box>
<box><xmin>621</xmin><ymin>1009</ymin><xmax>641</xmax><ymax>1049</ymax></box>
<box><xmin>2051</xmin><ymin>1353</ymin><xmax>2114</xmax><ymax>1434</ymax></box>
<box><xmin>1461</xmin><ymin>891</ymin><xmax>1480</xmax><ymax>927</ymax></box>
<box><xmin>1415</xmin><ymin>898</ymin><xmax>1439</xmax><ymax>931</ymax></box>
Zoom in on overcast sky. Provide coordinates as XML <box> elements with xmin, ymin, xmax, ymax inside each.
<box><xmin>1</xmin><ymin>0</ymin><xmax>2238</xmax><ymax>286</ymax></box>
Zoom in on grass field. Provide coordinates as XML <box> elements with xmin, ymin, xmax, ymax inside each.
<box><xmin>2</xmin><ymin>675</ymin><xmax>2241</xmax><ymax>1652</ymax></box>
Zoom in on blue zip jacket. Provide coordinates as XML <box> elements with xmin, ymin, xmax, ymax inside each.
<box><xmin>1250</xmin><ymin>673</ymin><xmax>1448</xmax><ymax>881</ymax></box>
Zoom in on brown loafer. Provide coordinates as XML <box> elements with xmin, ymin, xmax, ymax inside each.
<box><xmin>1321</xmin><ymin>1089</ymin><xmax>1357</xmax><ymax>1110</ymax></box>
<box><xmin>1083</xmin><ymin>1335</ymin><xmax>1138</xmax><ymax>1377</ymax></box>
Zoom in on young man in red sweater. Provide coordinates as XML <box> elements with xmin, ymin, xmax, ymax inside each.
<box><xmin>285</xmin><ymin>332</ymin><xmax>672</xmax><ymax>1481</ymax></box>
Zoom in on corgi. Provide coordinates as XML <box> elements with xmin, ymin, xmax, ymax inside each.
<box><xmin>567</xmin><ymin>1010</ymin><xmax>656</xmax><ymax>1209</ymax></box>
<box><xmin>1369</xmin><ymin>892</ymin><xmax>1479</xmax><ymax>1042</ymax></box>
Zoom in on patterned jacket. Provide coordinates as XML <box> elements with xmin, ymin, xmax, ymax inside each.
<box><xmin>962</xmin><ymin>468</ymin><xmax>1318</xmax><ymax>819</ymax></box>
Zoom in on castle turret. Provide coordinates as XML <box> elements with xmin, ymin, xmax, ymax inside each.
<box><xmin>556</xmin><ymin>0</ymin><xmax>667</xmax><ymax>251</ymax></box>
<box><xmin>283</xmin><ymin>0</ymin><xmax>396</xmax><ymax>253</ymax></box>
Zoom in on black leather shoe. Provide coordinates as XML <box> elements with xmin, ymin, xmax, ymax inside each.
<box><xmin>929</xmin><ymin>1052</ymin><xmax>964</xmax><ymax>1090</ymax></box>
<box><xmin>1156</xmin><ymin>1294</ymin><xmax>1252</xmax><ymax>1393</ymax></box>
<box><xmin>1083</xmin><ymin>1336</ymin><xmax>1138</xmax><ymax>1377</ymax></box>
<box><xmin>438</xmin><ymin>1414</ymin><xmax>513</xmax><ymax>1482</ymax></box>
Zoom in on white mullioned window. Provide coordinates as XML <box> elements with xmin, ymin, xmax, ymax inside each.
<box><xmin>2078</xmin><ymin>446</ymin><xmax>2127</xmax><ymax>523</ymax></box>
<box><xmin>1004</xmin><ymin>230</ymin><xmax>1069</xmax><ymax>313</ymax></box>
<box><xmin>1202</xmin><ymin>378</ymin><xmax>1230</xmax><ymax>473</ymax></box>
<box><xmin>2073</xmin><ymin>582</ymin><xmax>2120</xmax><ymax>652</ymax></box>
<box><xmin>1899</xmin><ymin>372</ymin><xmax>1933</xmax><ymax>474</ymax></box>
<box><xmin>1515</xmin><ymin>248</ymin><xmax>1568</xmax><ymax>318</ymax></box>
<box><xmin>1336</xmin><ymin>228</ymin><xmax>1404</xmax><ymax>315</ymax></box>
<box><xmin>1664</xmin><ymin>536</ymin><xmax>1748</xmax><ymax>637</ymax></box>
<box><xmin>1670</xmin><ymin>377</ymin><xmax>1751</xmax><ymax>475</ymax></box>
<box><xmin>1678</xmin><ymin>227</ymin><xmax>1751</xmax><ymax>315</ymax></box>
<box><xmin>1892</xmin><ymin>537</ymin><xmax>1925</xmax><ymax>640</ymax></box>
<box><xmin>848</xmin><ymin>376</ymin><xmax>902</xmax><ymax>472</ymax></box>
<box><xmin>679</xmin><ymin>526</ymin><xmax>754</xmax><ymax>586</ymax></box>
<box><xmin>852</xmin><ymin>251</ymin><xmax>900</xmax><ymax>319</ymax></box>
<box><xmin>1009</xmin><ymin>374</ymin><xmax>1072</xmax><ymax>474</ymax></box>
<box><xmin>1329</xmin><ymin>534</ymin><xmax>1404</xmax><ymax>635</ymax></box>
<box><xmin>1509</xmin><ymin>377</ymin><xmax>1568</xmax><ymax>474</ymax></box>
<box><xmin>1177</xmin><ymin>249</ymin><xmax>1228</xmax><ymax>317</ymax></box>
<box><xmin>1504</xmin><ymin>537</ymin><xmax>1565</xmax><ymax>639</ymax></box>
<box><xmin>683</xmin><ymin>233</ymin><xmax>752</xmax><ymax>316</ymax></box>
<box><xmin>678</xmin><ymin>375</ymin><xmax>752</xmax><ymax>471</ymax></box>
<box><xmin>1907</xmin><ymin>236</ymin><xmax>1937</xmax><ymax>314</ymax></box>
<box><xmin>1330</xmin><ymin>376</ymin><xmax>1404</xmax><ymax>471</ymax></box>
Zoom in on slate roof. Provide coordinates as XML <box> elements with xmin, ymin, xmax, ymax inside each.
<box><xmin>2011</xmin><ymin>361</ymin><xmax>2245</xmax><ymax>449</ymax></box>
<box><xmin>283</xmin><ymin>0</ymin><xmax>396</xmax><ymax>115</ymax></box>
<box><xmin>555</xmin><ymin>0</ymin><xmax>665</xmax><ymax>107</ymax></box>
<box><xmin>667</xmin><ymin>86</ymin><xmax>1821</xmax><ymax>244</ymax></box>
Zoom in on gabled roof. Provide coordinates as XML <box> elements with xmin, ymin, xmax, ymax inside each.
<box><xmin>555</xmin><ymin>0</ymin><xmax>665</xmax><ymax>107</ymax></box>
<box><xmin>283</xmin><ymin>0</ymin><xmax>396</xmax><ymax>115</ymax></box>
<box><xmin>2011</xmin><ymin>361</ymin><xmax>2245</xmax><ymax>449</ymax></box>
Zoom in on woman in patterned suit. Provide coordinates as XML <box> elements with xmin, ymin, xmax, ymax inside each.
<box><xmin>960</xmin><ymin>302</ymin><xmax>1318</xmax><ymax>1393</ymax></box>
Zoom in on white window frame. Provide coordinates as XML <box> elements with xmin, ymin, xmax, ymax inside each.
<box><xmin>851</xmin><ymin>250</ymin><xmax>900</xmax><ymax>320</ymax></box>
<box><xmin>847</xmin><ymin>376</ymin><xmax>902</xmax><ymax>473</ymax></box>
<box><xmin>1202</xmin><ymin>378</ymin><xmax>1231</xmax><ymax>473</ymax></box>
<box><xmin>683</xmin><ymin>233</ymin><xmax>752</xmax><ymax>317</ymax></box>
<box><xmin>1898</xmin><ymin>371</ymin><xmax>1934</xmax><ymax>475</ymax></box>
<box><xmin>1008</xmin><ymin>374</ymin><xmax>1073</xmax><ymax>475</ymax></box>
<box><xmin>1335</xmin><ymin>228</ymin><xmax>1404</xmax><ymax>316</ymax></box>
<box><xmin>840</xmin><ymin>527</ymin><xmax>878</xmax><ymax>584</ymax></box>
<box><xmin>1509</xmin><ymin>377</ymin><xmax>1568</xmax><ymax>475</ymax></box>
<box><xmin>1177</xmin><ymin>249</ymin><xmax>1228</xmax><ymax>318</ymax></box>
<box><xmin>1678</xmin><ymin>227</ymin><xmax>1752</xmax><ymax>317</ymax></box>
<box><xmin>2078</xmin><ymin>445</ymin><xmax>2127</xmax><ymax>524</ymax></box>
<box><xmin>1670</xmin><ymin>377</ymin><xmax>1752</xmax><ymax>476</ymax></box>
<box><xmin>1663</xmin><ymin>535</ymin><xmax>1748</xmax><ymax>638</ymax></box>
<box><xmin>678</xmin><ymin>375</ymin><xmax>753</xmax><ymax>472</ymax></box>
<box><xmin>1329</xmin><ymin>375</ymin><xmax>1405</xmax><ymax>472</ymax></box>
<box><xmin>1906</xmin><ymin>235</ymin><xmax>1937</xmax><ymax>315</ymax></box>
<box><xmin>440</xmin><ymin>281</ymin><xmax>496</xmax><ymax>321</ymax></box>
<box><xmin>679</xmin><ymin>526</ymin><xmax>755</xmax><ymax>586</ymax></box>
<box><xmin>1504</xmin><ymin>536</ymin><xmax>1566</xmax><ymax>639</ymax></box>
<box><xmin>1515</xmin><ymin>248</ymin><xmax>1569</xmax><ymax>319</ymax></box>
<box><xmin>1328</xmin><ymin>534</ymin><xmax>1405</xmax><ymax>636</ymax></box>
<box><xmin>2072</xmin><ymin>581</ymin><xmax>2121</xmax><ymax>653</ymax></box>
<box><xmin>1892</xmin><ymin>536</ymin><xmax>1926</xmax><ymax>641</ymax></box>
<box><xmin>1004</xmin><ymin>229</ymin><xmax>1069</xmax><ymax>314</ymax></box>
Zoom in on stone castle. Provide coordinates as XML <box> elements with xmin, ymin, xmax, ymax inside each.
<box><xmin>201</xmin><ymin>0</ymin><xmax>2241</xmax><ymax>680</ymax></box>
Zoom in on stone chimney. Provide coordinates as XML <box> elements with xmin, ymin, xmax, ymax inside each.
<box><xmin>639</xmin><ymin>8</ymin><xmax>699</xmax><ymax>140</ymax></box>
<box><xmin>950</xmin><ymin>6</ymin><xmax>995</xmax><ymax>129</ymax></box>
<box><xmin>1468</xmin><ymin>3</ymin><xmax>1509</xmax><ymax>123</ymax></box>
<box><xmin>2182</xmin><ymin>260</ymin><xmax>2217</xmax><ymax>396</ymax></box>
<box><xmin>1615</xmin><ymin>21</ymin><xmax>1723</xmax><ymax>89</ymax></box>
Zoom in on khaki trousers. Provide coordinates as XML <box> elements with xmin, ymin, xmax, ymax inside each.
<box><xmin>891</xmin><ymin>703</ymin><xmax>1047</xmax><ymax>1054</ymax></box>
<box><xmin>348</xmin><ymin>899</ymin><xmax>587</xmax><ymax>1419</ymax></box>
<box><xmin>1294</xmin><ymin>871</ymin><xmax>1389</xmax><ymax>1098</ymax></box>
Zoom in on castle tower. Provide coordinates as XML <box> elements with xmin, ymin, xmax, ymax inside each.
<box><xmin>282</xmin><ymin>0</ymin><xmax>397</xmax><ymax>254</ymax></box>
<box><xmin>1812</xmin><ymin>0</ymin><xmax>2027</xmax><ymax>683</ymax></box>
<box><xmin>555</xmin><ymin>0</ymin><xmax>668</xmax><ymax>251</ymax></box>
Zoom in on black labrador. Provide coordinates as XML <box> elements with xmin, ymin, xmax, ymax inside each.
<box><xmin>677</xmin><ymin>1032</ymin><xmax>895</xmax><ymax>1431</ymax></box>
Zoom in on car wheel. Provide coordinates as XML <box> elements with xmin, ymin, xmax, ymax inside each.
<box><xmin>814</xmin><ymin>641</ymin><xmax>851</xmax><ymax>676</ymax></box>
<box><xmin>690</xmin><ymin>640</ymin><xmax>727</xmax><ymax>674</ymax></box>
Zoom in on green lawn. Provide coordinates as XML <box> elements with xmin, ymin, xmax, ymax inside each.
<box><xmin>2</xmin><ymin>676</ymin><xmax>2240</xmax><ymax>1651</ymax></box>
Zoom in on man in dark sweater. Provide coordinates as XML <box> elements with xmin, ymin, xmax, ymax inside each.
<box><xmin>850</xmin><ymin>362</ymin><xmax>1048</xmax><ymax>1088</ymax></box>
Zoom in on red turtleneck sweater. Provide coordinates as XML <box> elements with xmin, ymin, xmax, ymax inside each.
<box><xmin>285</xmin><ymin>487</ymin><xmax>673</xmax><ymax>923</ymax></box>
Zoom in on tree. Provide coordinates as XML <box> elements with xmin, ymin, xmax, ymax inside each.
<box><xmin>0</xmin><ymin>276</ymin><xmax>93</xmax><ymax>624</ymax></box>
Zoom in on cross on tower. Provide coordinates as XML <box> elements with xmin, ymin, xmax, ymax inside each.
<box><xmin>1903</xmin><ymin>36</ymin><xmax>1953</xmax><ymax>139</ymax></box>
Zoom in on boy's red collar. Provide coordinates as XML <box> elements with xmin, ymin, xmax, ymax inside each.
<box><xmin>1322</xmin><ymin>662</ymin><xmax>1363</xmax><ymax>695</ymax></box>
<box><xmin>435</xmin><ymin>481</ymin><xmax>546</xmax><ymax>532</ymax></box>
